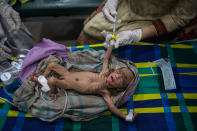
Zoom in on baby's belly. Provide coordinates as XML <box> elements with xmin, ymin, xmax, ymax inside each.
<box><xmin>62</xmin><ymin>72</ymin><xmax>100</xmax><ymax>94</ymax></box>
<box><xmin>69</xmin><ymin>71</ymin><xmax>98</xmax><ymax>81</ymax></box>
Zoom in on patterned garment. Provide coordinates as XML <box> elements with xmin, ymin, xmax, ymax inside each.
<box><xmin>13</xmin><ymin>48</ymin><xmax>139</xmax><ymax>122</ymax></box>
<box><xmin>78</xmin><ymin>0</ymin><xmax>197</xmax><ymax>45</ymax></box>
<box><xmin>0</xmin><ymin>41</ymin><xmax>197</xmax><ymax>131</ymax></box>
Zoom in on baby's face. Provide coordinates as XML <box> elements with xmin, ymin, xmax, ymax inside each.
<box><xmin>107</xmin><ymin>68</ymin><xmax>133</xmax><ymax>89</ymax></box>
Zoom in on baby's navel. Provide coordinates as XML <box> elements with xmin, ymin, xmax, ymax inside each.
<box><xmin>75</xmin><ymin>78</ymin><xmax>79</xmax><ymax>81</ymax></box>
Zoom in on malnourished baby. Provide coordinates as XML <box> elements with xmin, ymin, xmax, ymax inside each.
<box><xmin>31</xmin><ymin>45</ymin><xmax>136</xmax><ymax>122</ymax></box>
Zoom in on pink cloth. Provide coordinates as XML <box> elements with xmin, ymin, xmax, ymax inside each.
<box><xmin>19</xmin><ymin>38</ymin><xmax>71</xmax><ymax>82</ymax></box>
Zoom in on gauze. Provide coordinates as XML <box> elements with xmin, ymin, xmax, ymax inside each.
<box><xmin>154</xmin><ymin>58</ymin><xmax>176</xmax><ymax>90</ymax></box>
<box><xmin>38</xmin><ymin>75</ymin><xmax>50</xmax><ymax>92</ymax></box>
<box><xmin>125</xmin><ymin>109</ymin><xmax>134</xmax><ymax>122</ymax></box>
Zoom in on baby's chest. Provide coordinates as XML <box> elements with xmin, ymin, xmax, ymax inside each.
<box><xmin>74</xmin><ymin>78</ymin><xmax>103</xmax><ymax>94</ymax></box>
<box><xmin>70</xmin><ymin>72</ymin><xmax>99</xmax><ymax>82</ymax></box>
<box><xmin>84</xmin><ymin>82</ymin><xmax>103</xmax><ymax>94</ymax></box>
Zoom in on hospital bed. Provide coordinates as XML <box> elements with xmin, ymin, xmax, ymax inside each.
<box><xmin>0</xmin><ymin>41</ymin><xmax>197</xmax><ymax>131</ymax></box>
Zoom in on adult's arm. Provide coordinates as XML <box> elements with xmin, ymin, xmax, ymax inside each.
<box><xmin>152</xmin><ymin>0</ymin><xmax>197</xmax><ymax>36</ymax></box>
<box><xmin>140</xmin><ymin>0</ymin><xmax>197</xmax><ymax>40</ymax></box>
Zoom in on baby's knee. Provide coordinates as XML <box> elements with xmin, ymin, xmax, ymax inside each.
<box><xmin>48</xmin><ymin>62</ymin><xmax>57</xmax><ymax>69</ymax></box>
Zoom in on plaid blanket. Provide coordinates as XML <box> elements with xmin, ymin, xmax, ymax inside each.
<box><xmin>0</xmin><ymin>41</ymin><xmax>197</xmax><ymax>130</ymax></box>
<box><xmin>13</xmin><ymin>48</ymin><xmax>139</xmax><ymax>122</ymax></box>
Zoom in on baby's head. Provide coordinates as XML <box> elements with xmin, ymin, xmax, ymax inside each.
<box><xmin>107</xmin><ymin>67</ymin><xmax>134</xmax><ymax>92</ymax></box>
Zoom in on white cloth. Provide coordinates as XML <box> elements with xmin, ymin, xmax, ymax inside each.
<box><xmin>102</xmin><ymin>0</ymin><xmax>119</xmax><ymax>23</ymax></box>
<box><xmin>125</xmin><ymin>109</ymin><xmax>134</xmax><ymax>122</ymax></box>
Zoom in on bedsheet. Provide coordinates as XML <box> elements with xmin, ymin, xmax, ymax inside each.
<box><xmin>0</xmin><ymin>41</ymin><xmax>197</xmax><ymax>131</ymax></box>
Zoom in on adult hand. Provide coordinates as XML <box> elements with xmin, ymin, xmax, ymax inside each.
<box><xmin>101</xmin><ymin>30</ymin><xmax>115</xmax><ymax>48</ymax></box>
<box><xmin>102</xmin><ymin>0</ymin><xmax>119</xmax><ymax>23</ymax></box>
<box><xmin>0</xmin><ymin>0</ymin><xmax>21</xmax><ymax>32</ymax></box>
<box><xmin>101</xmin><ymin>29</ymin><xmax>142</xmax><ymax>48</ymax></box>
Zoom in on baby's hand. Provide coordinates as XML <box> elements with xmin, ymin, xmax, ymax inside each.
<box><xmin>125</xmin><ymin>109</ymin><xmax>136</xmax><ymax>122</ymax></box>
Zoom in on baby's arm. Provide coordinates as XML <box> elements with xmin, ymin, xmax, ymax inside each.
<box><xmin>100</xmin><ymin>45</ymin><xmax>114</xmax><ymax>76</ymax></box>
<box><xmin>102</xmin><ymin>90</ymin><xmax>136</xmax><ymax>122</ymax></box>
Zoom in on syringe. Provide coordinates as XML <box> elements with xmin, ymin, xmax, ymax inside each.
<box><xmin>110</xmin><ymin>15</ymin><xmax>117</xmax><ymax>45</ymax></box>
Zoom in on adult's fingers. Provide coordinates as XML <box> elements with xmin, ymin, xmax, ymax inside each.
<box><xmin>101</xmin><ymin>30</ymin><xmax>108</xmax><ymax>37</ymax></box>
<box><xmin>101</xmin><ymin>30</ymin><xmax>112</xmax><ymax>42</ymax></box>
<box><xmin>114</xmin><ymin>39</ymin><xmax>120</xmax><ymax>48</ymax></box>
<box><xmin>103</xmin><ymin>8</ymin><xmax>115</xmax><ymax>23</ymax></box>
<box><xmin>106</xmin><ymin>34</ymin><xmax>112</xmax><ymax>43</ymax></box>
<box><xmin>103</xmin><ymin>42</ymin><xmax>109</xmax><ymax>48</ymax></box>
<box><xmin>110</xmin><ymin>9</ymin><xmax>117</xmax><ymax>17</ymax></box>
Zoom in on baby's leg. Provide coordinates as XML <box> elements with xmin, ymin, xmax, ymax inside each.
<box><xmin>30</xmin><ymin>74</ymin><xmax>69</xmax><ymax>93</ymax></box>
<box><xmin>43</xmin><ymin>62</ymin><xmax>68</xmax><ymax>78</ymax></box>
<box><xmin>47</xmin><ymin>77</ymin><xmax>70</xmax><ymax>91</ymax></box>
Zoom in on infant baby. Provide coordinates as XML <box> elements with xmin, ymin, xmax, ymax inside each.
<box><xmin>30</xmin><ymin>45</ymin><xmax>136</xmax><ymax>122</ymax></box>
